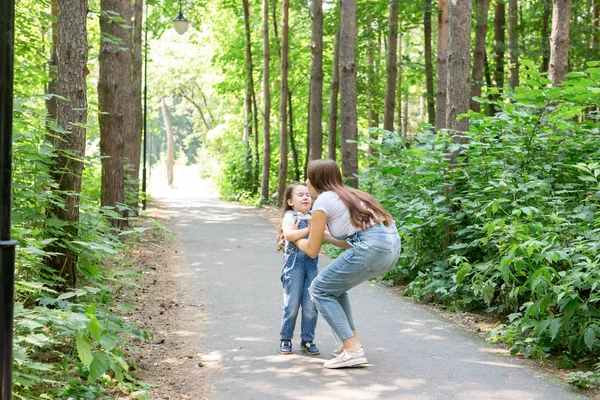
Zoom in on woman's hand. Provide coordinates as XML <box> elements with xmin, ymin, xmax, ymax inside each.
<box><xmin>295</xmin><ymin>210</ymin><xmax>326</xmax><ymax>258</ymax></box>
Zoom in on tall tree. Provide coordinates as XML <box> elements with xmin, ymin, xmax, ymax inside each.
<box><xmin>161</xmin><ymin>98</ymin><xmax>174</xmax><ymax>186</ymax></box>
<box><xmin>289</xmin><ymin>92</ymin><xmax>301</xmax><ymax>180</ymax></box>
<box><xmin>383</xmin><ymin>0</ymin><xmax>399</xmax><ymax>131</ymax></box>
<box><xmin>507</xmin><ymin>0</ymin><xmax>519</xmax><ymax>88</ymax></box>
<box><xmin>339</xmin><ymin>0</ymin><xmax>358</xmax><ymax>187</ymax></box>
<box><xmin>470</xmin><ymin>0</ymin><xmax>490</xmax><ymax>113</ymax></box>
<box><xmin>541</xmin><ymin>0</ymin><xmax>551</xmax><ymax>72</ymax></box>
<box><xmin>46</xmin><ymin>0</ymin><xmax>89</xmax><ymax>287</ymax></box>
<box><xmin>447</xmin><ymin>0</ymin><xmax>472</xmax><ymax>165</ymax></box>
<box><xmin>261</xmin><ymin>0</ymin><xmax>271</xmax><ymax>203</ymax></box>
<box><xmin>424</xmin><ymin>0</ymin><xmax>435</xmax><ymax>125</ymax></box>
<box><xmin>548</xmin><ymin>0</ymin><xmax>572</xmax><ymax>84</ymax></box>
<box><xmin>492</xmin><ymin>0</ymin><xmax>506</xmax><ymax>108</ymax></box>
<box><xmin>435</xmin><ymin>0</ymin><xmax>449</xmax><ymax>129</ymax></box>
<box><xmin>242</xmin><ymin>0</ymin><xmax>259</xmax><ymax>192</ymax></box>
<box><xmin>327</xmin><ymin>32</ymin><xmax>340</xmax><ymax>161</ymax></box>
<box><xmin>594</xmin><ymin>0</ymin><xmax>599</xmax><ymax>50</ymax></box>
<box><xmin>277</xmin><ymin>0</ymin><xmax>290</xmax><ymax>205</ymax></box>
<box><xmin>367</xmin><ymin>22</ymin><xmax>378</xmax><ymax>129</ymax></box>
<box><xmin>397</xmin><ymin>26</ymin><xmax>405</xmax><ymax>133</ymax></box>
<box><xmin>99</xmin><ymin>0</ymin><xmax>134</xmax><ymax>228</ymax></box>
<box><xmin>125</xmin><ymin>0</ymin><xmax>143</xmax><ymax>208</ymax></box>
<box><xmin>46</xmin><ymin>0</ymin><xmax>58</xmax><ymax>137</ymax></box>
<box><xmin>309</xmin><ymin>0</ymin><xmax>323</xmax><ymax>161</ymax></box>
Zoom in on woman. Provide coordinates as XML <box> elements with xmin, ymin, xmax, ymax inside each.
<box><xmin>295</xmin><ymin>159</ymin><xmax>401</xmax><ymax>369</ymax></box>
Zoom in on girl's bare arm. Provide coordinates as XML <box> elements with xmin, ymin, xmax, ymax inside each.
<box><xmin>295</xmin><ymin>210</ymin><xmax>327</xmax><ymax>258</ymax></box>
<box><xmin>282</xmin><ymin>220</ymin><xmax>309</xmax><ymax>242</ymax></box>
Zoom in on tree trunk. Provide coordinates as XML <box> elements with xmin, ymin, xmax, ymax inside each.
<box><xmin>403</xmin><ymin>74</ymin><xmax>409</xmax><ymax>135</ymax></box>
<box><xmin>492</xmin><ymin>0</ymin><xmax>505</xmax><ymax>100</ymax></box>
<box><xmin>309</xmin><ymin>0</ymin><xmax>323</xmax><ymax>161</ymax></box>
<box><xmin>470</xmin><ymin>0</ymin><xmax>490</xmax><ymax>113</ymax></box>
<box><xmin>541</xmin><ymin>0</ymin><xmax>551</xmax><ymax>72</ymax></box>
<box><xmin>435</xmin><ymin>0</ymin><xmax>449</xmax><ymax>129</ymax></box>
<box><xmin>383</xmin><ymin>0</ymin><xmax>399</xmax><ymax>131</ymax></box>
<box><xmin>367</xmin><ymin>21</ymin><xmax>378</xmax><ymax>161</ymax></box>
<box><xmin>289</xmin><ymin>92</ymin><xmax>300</xmax><ymax>180</ymax></box>
<box><xmin>46</xmin><ymin>0</ymin><xmax>58</xmax><ymax>142</ymax></box>
<box><xmin>162</xmin><ymin>99</ymin><xmax>174</xmax><ymax>187</ymax></box>
<box><xmin>124</xmin><ymin>0</ymin><xmax>143</xmax><ymax>209</ymax></box>
<box><xmin>261</xmin><ymin>0</ymin><xmax>271</xmax><ymax>203</ymax></box>
<box><xmin>242</xmin><ymin>0</ymin><xmax>259</xmax><ymax>193</ymax></box>
<box><xmin>397</xmin><ymin>27</ymin><xmax>404</xmax><ymax>134</ymax></box>
<box><xmin>424</xmin><ymin>0</ymin><xmax>436</xmax><ymax>125</ymax></box>
<box><xmin>548</xmin><ymin>0</ymin><xmax>572</xmax><ymax>85</ymax></box>
<box><xmin>99</xmin><ymin>0</ymin><xmax>133</xmax><ymax>228</ymax></box>
<box><xmin>339</xmin><ymin>0</ymin><xmax>358</xmax><ymax>187</ymax></box>
<box><xmin>446</xmin><ymin>0</ymin><xmax>472</xmax><ymax>165</ymax></box>
<box><xmin>327</xmin><ymin>32</ymin><xmax>340</xmax><ymax>161</ymax></box>
<box><xmin>277</xmin><ymin>0</ymin><xmax>290</xmax><ymax>205</ymax></box>
<box><xmin>594</xmin><ymin>0</ymin><xmax>599</xmax><ymax>49</ymax></box>
<box><xmin>46</xmin><ymin>0</ymin><xmax>89</xmax><ymax>288</ymax></box>
<box><xmin>508</xmin><ymin>0</ymin><xmax>519</xmax><ymax>88</ymax></box>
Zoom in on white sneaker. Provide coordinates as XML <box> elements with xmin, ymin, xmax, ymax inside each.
<box><xmin>324</xmin><ymin>348</ymin><xmax>367</xmax><ymax>369</ymax></box>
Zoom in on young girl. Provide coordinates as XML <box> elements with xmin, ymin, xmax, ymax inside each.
<box><xmin>276</xmin><ymin>182</ymin><xmax>347</xmax><ymax>355</ymax></box>
<box><xmin>295</xmin><ymin>159</ymin><xmax>401</xmax><ymax>369</ymax></box>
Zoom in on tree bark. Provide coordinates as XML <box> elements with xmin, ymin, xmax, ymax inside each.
<box><xmin>446</xmin><ymin>0</ymin><xmax>472</xmax><ymax>165</ymax></box>
<box><xmin>339</xmin><ymin>0</ymin><xmax>358</xmax><ymax>187</ymax></box>
<box><xmin>277</xmin><ymin>0</ymin><xmax>290</xmax><ymax>205</ymax></box>
<box><xmin>383</xmin><ymin>0</ymin><xmax>399</xmax><ymax>131</ymax></box>
<box><xmin>470</xmin><ymin>0</ymin><xmax>490</xmax><ymax>113</ymax></box>
<box><xmin>46</xmin><ymin>0</ymin><xmax>89</xmax><ymax>288</ymax></box>
<box><xmin>289</xmin><ymin>92</ymin><xmax>300</xmax><ymax>180</ymax></box>
<box><xmin>507</xmin><ymin>0</ymin><xmax>519</xmax><ymax>88</ymax></box>
<box><xmin>367</xmin><ymin>23</ymin><xmax>378</xmax><ymax>130</ymax></box>
<box><xmin>162</xmin><ymin>98</ymin><xmax>174</xmax><ymax>187</ymax></box>
<box><xmin>435</xmin><ymin>0</ymin><xmax>449</xmax><ymax>129</ymax></box>
<box><xmin>397</xmin><ymin>27</ymin><xmax>404</xmax><ymax>133</ymax></box>
<box><xmin>424</xmin><ymin>0</ymin><xmax>435</xmax><ymax>125</ymax></box>
<box><xmin>242</xmin><ymin>0</ymin><xmax>259</xmax><ymax>193</ymax></box>
<box><xmin>594</xmin><ymin>0</ymin><xmax>599</xmax><ymax>49</ymax></box>
<box><xmin>492</xmin><ymin>0</ymin><xmax>506</xmax><ymax>102</ymax></box>
<box><xmin>548</xmin><ymin>0</ymin><xmax>572</xmax><ymax>85</ymax></box>
<box><xmin>99</xmin><ymin>0</ymin><xmax>133</xmax><ymax>228</ymax></box>
<box><xmin>46</xmin><ymin>0</ymin><xmax>58</xmax><ymax>142</ymax></box>
<box><xmin>541</xmin><ymin>0</ymin><xmax>551</xmax><ymax>73</ymax></box>
<box><xmin>261</xmin><ymin>0</ymin><xmax>271</xmax><ymax>203</ymax></box>
<box><xmin>327</xmin><ymin>32</ymin><xmax>340</xmax><ymax>161</ymax></box>
<box><xmin>125</xmin><ymin>0</ymin><xmax>143</xmax><ymax>209</ymax></box>
<box><xmin>309</xmin><ymin>0</ymin><xmax>323</xmax><ymax>161</ymax></box>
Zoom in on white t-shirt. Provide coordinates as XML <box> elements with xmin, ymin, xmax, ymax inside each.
<box><xmin>312</xmin><ymin>191</ymin><xmax>358</xmax><ymax>239</ymax></box>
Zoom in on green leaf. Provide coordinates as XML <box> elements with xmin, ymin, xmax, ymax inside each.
<box><xmin>100</xmin><ymin>333</ymin><xmax>117</xmax><ymax>351</ymax></box>
<box><xmin>87</xmin><ymin>315</ymin><xmax>103</xmax><ymax>341</ymax></box>
<box><xmin>76</xmin><ymin>332</ymin><xmax>94</xmax><ymax>367</ymax></box>
<box><xmin>88</xmin><ymin>350</ymin><xmax>110</xmax><ymax>382</ymax></box>
<box><xmin>584</xmin><ymin>326</ymin><xmax>596</xmax><ymax>351</ymax></box>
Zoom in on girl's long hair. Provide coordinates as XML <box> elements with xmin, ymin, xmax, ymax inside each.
<box><xmin>307</xmin><ymin>159</ymin><xmax>392</xmax><ymax>229</ymax></box>
<box><xmin>276</xmin><ymin>182</ymin><xmax>307</xmax><ymax>252</ymax></box>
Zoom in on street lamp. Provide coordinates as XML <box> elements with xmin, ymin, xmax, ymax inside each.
<box><xmin>142</xmin><ymin>2</ymin><xmax>191</xmax><ymax>209</ymax></box>
<box><xmin>0</xmin><ymin>0</ymin><xmax>17</xmax><ymax>398</ymax></box>
<box><xmin>172</xmin><ymin>1</ymin><xmax>190</xmax><ymax>35</ymax></box>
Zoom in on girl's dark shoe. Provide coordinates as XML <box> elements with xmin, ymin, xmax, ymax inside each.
<box><xmin>300</xmin><ymin>340</ymin><xmax>320</xmax><ymax>355</ymax></box>
<box><xmin>280</xmin><ymin>340</ymin><xmax>292</xmax><ymax>355</ymax></box>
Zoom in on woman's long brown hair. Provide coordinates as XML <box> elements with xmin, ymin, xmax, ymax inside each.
<box><xmin>276</xmin><ymin>182</ymin><xmax>307</xmax><ymax>252</ymax></box>
<box><xmin>307</xmin><ymin>159</ymin><xmax>392</xmax><ymax>229</ymax></box>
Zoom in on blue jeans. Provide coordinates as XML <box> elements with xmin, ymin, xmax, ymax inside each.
<box><xmin>309</xmin><ymin>222</ymin><xmax>401</xmax><ymax>341</ymax></box>
<box><xmin>280</xmin><ymin>219</ymin><xmax>319</xmax><ymax>341</ymax></box>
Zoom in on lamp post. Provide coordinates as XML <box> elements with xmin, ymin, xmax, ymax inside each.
<box><xmin>0</xmin><ymin>0</ymin><xmax>17</xmax><ymax>398</ymax></box>
<box><xmin>141</xmin><ymin>1</ymin><xmax>190</xmax><ymax>210</ymax></box>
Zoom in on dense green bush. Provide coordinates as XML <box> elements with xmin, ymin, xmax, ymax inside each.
<box><xmin>362</xmin><ymin>62</ymin><xmax>600</xmax><ymax>360</ymax></box>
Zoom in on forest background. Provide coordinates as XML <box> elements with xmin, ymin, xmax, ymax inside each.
<box><xmin>7</xmin><ymin>0</ymin><xmax>600</xmax><ymax>398</ymax></box>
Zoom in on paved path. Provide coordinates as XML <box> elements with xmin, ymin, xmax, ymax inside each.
<box><xmin>153</xmin><ymin>183</ymin><xmax>585</xmax><ymax>400</ymax></box>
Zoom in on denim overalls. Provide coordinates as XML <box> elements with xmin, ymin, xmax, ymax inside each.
<box><xmin>280</xmin><ymin>211</ymin><xmax>319</xmax><ymax>341</ymax></box>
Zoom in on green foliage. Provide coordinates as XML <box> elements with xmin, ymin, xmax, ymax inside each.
<box><xmin>363</xmin><ymin>63</ymin><xmax>600</xmax><ymax>360</ymax></box>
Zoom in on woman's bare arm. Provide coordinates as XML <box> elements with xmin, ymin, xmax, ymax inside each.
<box><xmin>323</xmin><ymin>230</ymin><xmax>351</xmax><ymax>249</ymax></box>
<box><xmin>295</xmin><ymin>210</ymin><xmax>327</xmax><ymax>258</ymax></box>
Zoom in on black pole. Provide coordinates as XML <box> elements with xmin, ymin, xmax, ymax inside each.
<box><xmin>0</xmin><ymin>0</ymin><xmax>17</xmax><ymax>398</ymax></box>
<box><xmin>141</xmin><ymin>2</ymin><xmax>148</xmax><ymax>210</ymax></box>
